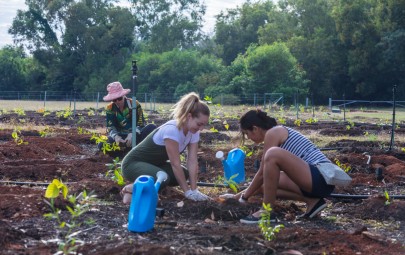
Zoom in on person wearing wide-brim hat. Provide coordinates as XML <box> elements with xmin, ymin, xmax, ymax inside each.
<box><xmin>100</xmin><ymin>81</ymin><xmax>156</xmax><ymax>150</ymax></box>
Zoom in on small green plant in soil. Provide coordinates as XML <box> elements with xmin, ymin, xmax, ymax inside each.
<box><xmin>345</xmin><ymin>120</ymin><xmax>354</xmax><ymax>130</ymax></box>
<box><xmin>56</xmin><ymin>107</ymin><xmax>73</xmax><ymax>119</ymax></box>
<box><xmin>213</xmin><ymin>174</ymin><xmax>239</xmax><ymax>193</ymax></box>
<box><xmin>12</xmin><ymin>127</ymin><xmax>28</xmax><ymax>145</ymax></box>
<box><xmin>14</xmin><ymin>107</ymin><xmax>26</xmax><ymax>116</ymax></box>
<box><xmin>259</xmin><ymin>203</ymin><xmax>284</xmax><ymax>241</ymax></box>
<box><xmin>384</xmin><ymin>190</ymin><xmax>391</xmax><ymax>206</ymax></box>
<box><xmin>39</xmin><ymin>126</ymin><xmax>52</xmax><ymax>137</ymax></box>
<box><xmin>240</xmin><ymin>145</ymin><xmax>253</xmax><ymax>157</ymax></box>
<box><xmin>37</xmin><ymin>107</ymin><xmax>51</xmax><ymax>116</ymax></box>
<box><xmin>334</xmin><ymin>158</ymin><xmax>352</xmax><ymax>173</ymax></box>
<box><xmin>294</xmin><ymin>119</ymin><xmax>302</xmax><ymax>126</ymax></box>
<box><xmin>210</xmin><ymin>126</ymin><xmax>219</xmax><ymax>132</ymax></box>
<box><xmin>277</xmin><ymin>116</ymin><xmax>287</xmax><ymax>125</ymax></box>
<box><xmin>90</xmin><ymin>133</ymin><xmax>120</xmax><ymax>154</ymax></box>
<box><xmin>77</xmin><ymin>127</ymin><xmax>91</xmax><ymax>135</ymax></box>
<box><xmin>105</xmin><ymin>157</ymin><xmax>125</xmax><ymax>186</ymax></box>
<box><xmin>44</xmin><ymin>179</ymin><xmax>97</xmax><ymax>255</ymax></box>
<box><xmin>87</xmin><ymin>109</ymin><xmax>95</xmax><ymax>116</ymax></box>
<box><xmin>363</xmin><ymin>131</ymin><xmax>378</xmax><ymax>142</ymax></box>
<box><xmin>305</xmin><ymin>117</ymin><xmax>318</xmax><ymax>124</ymax></box>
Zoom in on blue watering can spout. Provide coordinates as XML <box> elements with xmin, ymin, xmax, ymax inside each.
<box><xmin>128</xmin><ymin>171</ymin><xmax>168</xmax><ymax>233</ymax></box>
<box><xmin>155</xmin><ymin>171</ymin><xmax>168</xmax><ymax>192</ymax></box>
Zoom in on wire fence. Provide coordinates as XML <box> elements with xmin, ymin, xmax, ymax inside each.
<box><xmin>0</xmin><ymin>91</ymin><xmax>295</xmax><ymax>109</ymax></box>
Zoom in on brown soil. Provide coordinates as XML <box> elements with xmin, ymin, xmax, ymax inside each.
<box><xmin>0</xmin><ymin>110</ymin><xmax>404</xmax><ymax>254</ymax></box>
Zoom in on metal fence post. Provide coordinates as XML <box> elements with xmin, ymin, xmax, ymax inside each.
<box><xmin>389</xmin><ymin>85</ymin><xmax>397</xmax><ymax>151</ymax></box>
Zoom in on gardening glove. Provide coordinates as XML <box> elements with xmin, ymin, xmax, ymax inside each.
<box><xmin>135</xmin><ymin>127</ymin><xmax>141</xmax><ymax>135</ymax></box>
<box><xmin>114</xmin><ymin>135</ymin><xmax>125</xmax><ymax>144</ymax></box>
<box><xmin>124</xmin><ymin>133</ymin><xmax>133</xmax><ymax>147</ymax></box>
<box><xmin>184</xmin><ymin>189</ymin><xmax>210</xmax><ymax>201</ymax></box>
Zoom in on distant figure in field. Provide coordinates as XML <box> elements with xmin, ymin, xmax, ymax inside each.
<box><xmin>101</xmin><ymin>81</ymin><xmax>156</xmax><ymax>149</ymax></box>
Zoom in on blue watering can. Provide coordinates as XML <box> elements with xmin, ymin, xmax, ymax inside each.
<box><xmin>128</xmin><ymin>171</ymin><xmax>168</xmax><ymax>233</ymax></box>
<box><xmin>216</xmin><ymin>148</ymin><xmax>246</xmax><ymax>184</ymax></box>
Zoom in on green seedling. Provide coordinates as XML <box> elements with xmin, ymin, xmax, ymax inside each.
<box><xmin>334</xmin><ymin>158</ymin><xmax>351</xmax><ymax>173</ymax></box>
<box><xmin>37</xmin><ymin>107</ymin><xmax>51</xmax><ymax>116</ymax></box>
<box><xmin>259</xmin><ymin>203</ymin><xmax>284</xmax><ymax>241</ymax></box>
<box><xmin>12</xmin><ymin>127</ymin><xmax>28</xmax><ymax>145</ymax></box>
<box><xmin>305</xmin><ymin>117</ymin><xmax>318</xmax><ymax>124</ymax></box>
<box><xmin>56</xmin><ymin>107</ymin><xmax>73</xmax><ymax>119</ymax></box>
<box><xmin>363</xmin><ymin>131</ymin><xmax>378</xmax><ymax>142</ymax></box>
<box><xmin>345</xmin><ymin>120</ymin><xmax>355</xmax><ymax>130</ymax></box>
<box><xmin>77</xmin><ymin>127</ymin><xmax>91</xmax><ymax>135</ymax></box>
<box><xmin>90</xmin><ymin>134</ymin><xmax>120</xmax><ymax>154</ymax></box>
<box><xmin>384</xmin><ymin>190</ymin><xmax>391</xmax><ymax>206</ymax></box>
<box><xmin>277</xmin><ymin>117</ymin><xmax>286</xmax><ymax>125</ymax></box>
<box><xmin>204</xmin><ymin>95</ymin><xmax>213</xmax><ymax>104</ymax></box>
<box><xmin>77</xmin><ymin>116</ymin><xmax>85</xmax><ymax>124</ymax></box>
<box><xmin>39</xmin><ymin>126</ymin><xmax>52</xmax><ymax>137</ymax></box>
<box><xmin>105</xmin><ymin>157</ymin><xmax>125</xmax><ymax>186</ymax></box>
<box><xmin>44</xmin><ymin>179</ymin><xmax>97</xmax><ymax>255</ymax></box>
<box><xmin>401</xmin><ymin>148</ymin><xmax>405</xmax><ymax>153</ymax></box>
<box><xmin>299</xmin><ymin>104</ymin><xmax>305</xmax><ymax>113</ymax></box>
<box><xmin>14</xmin><ymin>108</ymin><xmax>26</xmax><ymax>116</ymax></box>
<box><xmin>210</xmin><ymin>126</ymin><xmax>219</xmax><ymax>133</ymax></box>
<box><xmin>294</xmin><ymin>119</ymin><xmax>302</xmax><ymax>126</ymax></box>
<box><xmin>87</xmin><ymin>110</ymin><xmax>95</xmax><ymax>116</ymax></box>
<box><xmin>240</xmin><ymin>145</ymin><xmax>253</xmax><ymax>157</ymax></box>
<box><xmin>225</xmin><ymin>174</ymin><xmax>239</xmax><ymax>193</ymax></box>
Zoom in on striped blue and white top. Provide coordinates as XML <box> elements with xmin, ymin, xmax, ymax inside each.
<box><xmin>279</xmin><ymin>126</ymin><xmax>330</xmax><ymax>165</ymax></box>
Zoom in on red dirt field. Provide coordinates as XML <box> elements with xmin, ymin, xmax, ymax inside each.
<box><xmin>0</xmin><ymin>110</ymin><xmax>404</xmax><ymax>254</ymax></box>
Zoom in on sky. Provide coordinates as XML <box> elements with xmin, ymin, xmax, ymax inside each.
<box><xmin>0</xmin><ymin>0</ymin><xmax>247</xmax><ymax>48</ymax></box>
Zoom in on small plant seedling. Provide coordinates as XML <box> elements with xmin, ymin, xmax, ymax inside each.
<box><xmin>12</xmin><ymin>127</ymin><xmax>28</xmax><ymax>145</ymax></box>
<box><xmin>14</xmin><ymin>108</ymin><xmax>26</xmax><ymax>116</ymax></box>
<box><xmin>384</xmin><ymin>190</ymin><xmax>391</xmax><ymax>206</ymax></box>
<box><xmin>224</xmin><ymin>174</ymin><xmax>239</xmax><ymax>193</ymax></box>
<box><xmin>334</xmin><ymin>158</ymin><xmax>351</xmax><ymax>173</ymax></box>
<box><xmin>44</xmin><ymin>179</ymin><xmax>97</xmax><ymax>255</ymax></box>
<box><xmin>305</xmin><ymin>117</ymin><xmax>318</xmax><ymax>124</ymax></box>
<box><xmin>210</xmin><ymin>127</ymin><xmax>219</xmax><ymax>133</ymax></box>
<box><xmin>259</xmin><ymin>203</ymin><xmax>284</xmax><ymax>241</ymax></box>
<box><xmin>294</xmin><ymin>119</ymin><xmax>302</xmax><ymax>126</ymax></box>
<box><xmin>90</xmin><ymin>134</ymin><xmax>120</xmax><ymax>154</ymax></box>
<box><xmin>204</xmin><ymin>95</ymin><xmax>213</xmax><ymax>104</ymax></box>
<box><xmin>345</xmin><ymin>120</ymin><xmax>354</xmax><ymax>130</ymax></box>
<box><xmin>240</xmin><ymin>145</ymin><xmax>253</xmax><ymax>157</ymax></box>
<box><xmin>105</xmin><ymin>157</ymin><xmax>125</xmax><ymax>186</ymax></box>
<box><xmin>37</xmin><ymin>108</ymin><xmax>51</xmax><ymax>116</ymax></box>
<box><xmin>277</xmin><ymin>117</ymin><xmax>286</xmax><ymax>125</ymax></box>
<box><xmin>56</xmin><ymin>107</ymin><xmax>73</xmax><ymax>119</ymax></box>
<box><xmin>77</xmin><ymin>127</ymin><xmax>91</xmax><ymax>135</ymax></box>
<box><xmin>87</xmin><ymin>110</ymin><xmax>95</xmax><ymax>116</ymax></box>
<box><xmin>39</xmin><ymin>126</ymin><xmax>52</xmax><ymax>137</ymax></box>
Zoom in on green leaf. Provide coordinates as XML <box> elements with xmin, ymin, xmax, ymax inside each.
<box><xmin>45</xmin><ymin>183</ymin><xmax>60</xmax><ymax>198</ymax></box>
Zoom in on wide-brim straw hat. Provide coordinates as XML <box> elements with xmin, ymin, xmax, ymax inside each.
<box><xmin>103</xmin><ymin>82</ymin><xmax>131</xmax><ymax>101</ymax></box>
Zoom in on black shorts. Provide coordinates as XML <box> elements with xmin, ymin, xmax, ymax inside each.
<box><xmin>301</xmin><ymin>164</ymin><xmax>335</xmax><ymax>198</ymax></box>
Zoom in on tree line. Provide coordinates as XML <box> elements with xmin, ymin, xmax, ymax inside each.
<box><xmin>0</xmin><ymin>0</ymin><xmax>404</xmax><ymax>104</ymax></box>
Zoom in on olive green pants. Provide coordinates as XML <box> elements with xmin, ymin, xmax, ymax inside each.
<box><xmin>122</xmin><ymin>160</ymin><xmax>189</xmax><ymax>186</ymax></box>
